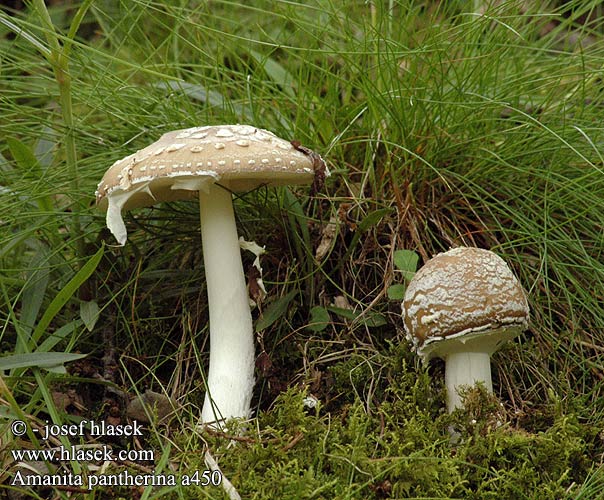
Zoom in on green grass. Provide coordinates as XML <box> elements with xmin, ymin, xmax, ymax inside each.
<box><xmin>1</xmin><ymin>0</ymin><xmax>604</xmax><ymax>498</ymax></box>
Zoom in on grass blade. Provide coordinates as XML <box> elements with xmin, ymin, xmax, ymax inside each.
<box><xmin>30</xmin><ymin>244</ymin><xmax>104</xmax><ymax>346</ymax></box>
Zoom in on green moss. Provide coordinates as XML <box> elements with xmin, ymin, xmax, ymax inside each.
<box><xmin>178</xmin><ymin>346</ymin><xmax>601</xmax><ymax>499</ymax></box>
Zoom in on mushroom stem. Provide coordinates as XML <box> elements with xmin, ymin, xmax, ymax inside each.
<box><xmin>444</xmin><ymin>351</ymin><xmax>492</xmax><ymax>412</ymax></box>
<box><xmin>199</xmin><ymin>184</ymin><xmax>254</xmax><ymax>426</ymax></box>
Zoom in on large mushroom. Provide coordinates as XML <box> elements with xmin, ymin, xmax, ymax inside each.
<box><xmin>96</xmin><ymin>125</ymin><xmax>327</xmax><ymax>427</ymax></box>
<box><xmin>402</xmin><ymin>247</ymin><xmax>529</xmax><ymax>412</ymax></box>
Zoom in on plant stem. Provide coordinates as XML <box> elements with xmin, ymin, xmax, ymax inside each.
<box><xmin>32</xmin><ymin>0</ymin><xmax>94</xmax><ymax>261</ymax></box>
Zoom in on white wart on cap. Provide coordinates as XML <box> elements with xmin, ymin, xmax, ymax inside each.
<box><xmin>402</xmin><ymin>246</ymin><xmax>530</xmax><ymax>412</ymax></box>
<box><xmin>96</xmin><ymin>124</ymin><xmax>325</xmax><ymax>245</ymax></box>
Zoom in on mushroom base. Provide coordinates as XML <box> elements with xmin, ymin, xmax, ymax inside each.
<box><xmin>420</xmin><ymin>325</ymin><xmax>524</xmax><ymax>413</ymax></box>
<box><xmin>445</xmin><ymin>351</ymin><xmax>493</xmax><ymax>412</ymax></box>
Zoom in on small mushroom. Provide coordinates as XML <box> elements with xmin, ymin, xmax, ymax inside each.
<box><xmin>402</xmin><ymin>247</ymin><xmax>529</xmax><ymax>412</ymax></box>
<box><xmin>96</xmin><ymin>125</ymin><xmax>328</xmax><ymax>427</ymax></box>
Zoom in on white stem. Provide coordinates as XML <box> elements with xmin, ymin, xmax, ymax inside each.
<box><xmin>199</xmin><ymin>184</ymin><xmax>254</xmax><ymax>426</ymax></box>
<box><xmin>444</xmin><ymin>351</ymin><xmax>492</xmax><ymax>413</ymax></box>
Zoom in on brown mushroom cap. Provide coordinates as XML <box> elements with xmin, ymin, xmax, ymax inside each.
<box><xmin>95</xmin><ymin>124</ymin><xmax>324</xmax><ymax>211</ymax></box>
<box><xmin>402</xmin><ymin>247</ymin><xmax>529</xmax><ymax>360</ymax></box>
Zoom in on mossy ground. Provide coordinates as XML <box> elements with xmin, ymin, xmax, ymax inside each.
<box><xmin>173</xmin><ymin>343</ymin><xmax>603</xmax><ymax>499</ymax></box>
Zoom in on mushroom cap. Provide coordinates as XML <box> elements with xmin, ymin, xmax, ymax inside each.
<box><xmin>95</xmin><ymin>124</ymin><xmax>325</xmax><ymax>211</ymax></box>
<box><xmin>402</xmin><ymin>247</ymin><xmax>529</xmax><ymax>361</ymax></box>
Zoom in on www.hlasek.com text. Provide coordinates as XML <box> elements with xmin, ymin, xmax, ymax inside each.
<box><xmin>12</xmin><ymin>444</ymin><xmax>154</xmax><ymax>463</ymax></box>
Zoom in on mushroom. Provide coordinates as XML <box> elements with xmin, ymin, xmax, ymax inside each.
<box><xmin>95</xmin><ymin>125</ymin><xmax>328</xmax><ymax>427</ymax></box>
<box><xmin>402</xmin><ymin>247</ymin><xmax>529</xmax><ymax>412</ymax></box>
